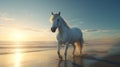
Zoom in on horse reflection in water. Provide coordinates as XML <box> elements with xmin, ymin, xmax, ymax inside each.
<box><xmin>58</xmin><ymin>56</ymin><xmax>83</xmax><ymax>67</ymax></box>
<box><xmin>50</xmin><ymin>12</ymin><xmax>84</xmax><ymax>60</ymax></box>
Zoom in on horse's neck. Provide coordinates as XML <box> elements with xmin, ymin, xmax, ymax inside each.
<box><xmin>58</xmin><ymin>20</ymin><xmax>70</xmax><ymax>34</ymax></box>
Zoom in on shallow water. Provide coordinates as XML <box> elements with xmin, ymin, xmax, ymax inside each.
<box><xmin>0</xmin><ymin>41</ymin><xmax>56</xmax><ymax>54</ymax></box>
<box><xmin>0</xmin><ymin>41</ymin><xmax>120</xmax><ymax>67</ymax></box>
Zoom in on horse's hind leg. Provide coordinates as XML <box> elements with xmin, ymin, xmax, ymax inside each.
<box><xmin>80</xmin><ymin>44</ymin><xmax>83</xmax><ymax>54</ymax></box>
<box><xmin>80</xmin><ymin>38</ymin><xmax>84</xmax><ymax>55</ymax></box>
<box><xmin>72</xmin><ymin>43</ymin><xmax>76</xmax><ymax>56</ymax></box>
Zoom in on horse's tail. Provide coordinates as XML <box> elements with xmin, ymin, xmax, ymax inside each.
<box><xmin>75</xmin><ymin>38</ymin><xmax>84</xmax><ymax>55</ymax></box>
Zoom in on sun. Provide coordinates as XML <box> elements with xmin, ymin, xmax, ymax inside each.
<box><xmin>14</xmin><ymin>32</ymin><xmax>24</xmax><ymax>41</ymax></box>
<box><xmin>15</xmin><ymin>33</ymin><xmax>23</xmax><ymax>40</ymax></box>
<box><xmin>11</xmin><ymin>30</ymin><xmax>25</xmax><ymax>41</ymax></box>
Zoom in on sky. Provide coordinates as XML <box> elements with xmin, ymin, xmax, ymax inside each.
<box><xmin>0</xmin><ymin>0</ymin><xmax>120</xmax><ymax>41</ymax></box>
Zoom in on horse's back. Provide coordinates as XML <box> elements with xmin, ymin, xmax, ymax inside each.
<box><xmin>71</xmin><ymin>27</ymin><xmax>83</xmax><ymax>40</ymax></box>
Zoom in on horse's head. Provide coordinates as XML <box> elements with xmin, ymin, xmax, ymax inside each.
<box><xmin>50</xmin><ymin>12</ymin><xmax>61</xmax><ymax>32</ymax></box>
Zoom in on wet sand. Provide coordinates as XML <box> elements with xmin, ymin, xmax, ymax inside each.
<box><xmin>0</xmin><ymin>40</ymin><xmax>120</xmax><ymax>67</ymax></box>
<box><xmin>0</xmin><ymin>47</ymin><xmax>120</xmax><ymax>67</ymax></box>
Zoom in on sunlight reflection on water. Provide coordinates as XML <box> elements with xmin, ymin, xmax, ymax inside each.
<box><xmin>14</xmin><ymin>49</ymin><xmax>23</xmax><ymax>67</ymax></box>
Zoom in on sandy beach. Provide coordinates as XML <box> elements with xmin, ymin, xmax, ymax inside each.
<box><xmin>0</xmin><ymin>44</ymin><xmax>120</xmax><ymax>67</ymax></box>
<box><xmin>0</xmin><ymin>48</ymin><xmax>97</xmax><ymax>67</ymax></box>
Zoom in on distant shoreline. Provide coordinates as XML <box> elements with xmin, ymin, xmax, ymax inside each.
<box><xmin>0</xmin><ymin>48</ymin><xmax>55</xmax><ymax>55</ymax></box>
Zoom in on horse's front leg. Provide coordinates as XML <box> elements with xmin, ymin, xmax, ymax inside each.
<box><xmin>57</xmin><ymin>43</ymin><xmax>62</xmax><ymax>60</ymax></box>
<box><xmin>64</xmin><ymin>43</ymin><xmax>69</xmax><ymax>60</ymax></box>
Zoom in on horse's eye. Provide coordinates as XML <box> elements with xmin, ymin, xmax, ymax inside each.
<box><xmin>57</xmin><ymin>19</ymin><xmax>59</xmax><ymax>22</ymax></box>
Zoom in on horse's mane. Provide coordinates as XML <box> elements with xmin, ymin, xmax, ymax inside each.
<box><xmin>59</xmin><ymin>16</ymin><xmax>70</xmax><ymax>29</ymax></box>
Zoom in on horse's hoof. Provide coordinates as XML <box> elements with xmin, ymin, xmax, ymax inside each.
<box><xmin>59</xmin><ymin>56</ymin><xmax>62</xmax><ymax>60</ymax></box>
<box><xmin>65</xmin><ymin>58</ymin><xmax>67</xmax><ymax>60</ymax></box>
<box><xmin>72</xmin><ymin>55</ymin><xmax>75</xmax><ymax>58</ymax></box>
<box><xmin>65</xmin><ymin>56</ymin><xmax>67</xmax><ymax>60</ymax></box>
<box><xmin>79</xmin><ymin>54</ymin><xmax>83</xmax><ymax>57</ymax></box>
<box><xmin>72</xmin><ymin>54</ymin><xmax>75</xmax><ymax>57</ymax></box>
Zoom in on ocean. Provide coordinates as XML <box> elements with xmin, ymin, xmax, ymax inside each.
<box><xmin>0</xmin><ymin>41</ymin><xmax>57</xmax><ymax>55</ymax></box>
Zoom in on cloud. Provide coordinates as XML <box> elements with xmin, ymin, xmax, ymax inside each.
<box><xmin>82</xmin><ymin>29</ymin><xmax>109</xmax><ymax>32</ymax></box>
<box><xmin>0</xmin><ymin>23</ymin><xmax>51</xmax><ymax>33</ymax></box>
<box><xmin>15</xmin><ymin>25</ymin><xmax>51</xmax><ymax>32</ymax></box>
<box><xmin>0</xmin><ymin>12</ymin><xmax>15</xmax><ymax>22</ymax></box>
<box><xmin>68</xmin><ymin>18</ymin><xmax>84</xmax><ymax>24</ymax></box>
<box><xmin>0</xmin><ymin>17</ymin><xmax>15</xmax><ymax>22</ymax></box>
<box><xmin>15</xmin><ymin>25</ymin><xmax>40</xmax><ymax>32</ymax></box>
<box><xmin>0</xmin><ymin>12</ymin><xmax>38</xmax><ymax>32</ymax></box>
<box><xmin>70</xmin><ymin>18</ymin><xmax>84</xmax><ymax>22</ymax></box>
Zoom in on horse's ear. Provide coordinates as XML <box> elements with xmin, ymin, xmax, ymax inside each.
<box><xmin>58</xmin><ymin>12</ymin><xmax>60</xmax><ymax>16</ymax></box>
<box><xmin>51</xmin><ymin>12</ymin><xmax>53</xmax><ymax>15</ymax></box>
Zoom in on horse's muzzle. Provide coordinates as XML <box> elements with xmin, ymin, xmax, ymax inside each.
<box><xmin>51</xmin><ymin>27</ymin><xmax>56</xmax><ymax>32</ymax></box>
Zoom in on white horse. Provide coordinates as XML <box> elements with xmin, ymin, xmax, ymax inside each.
<box><xmin>50</xmin><ymin>12</ymin><xmax>84</xmax><ymax>60</ymax></box>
